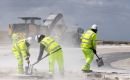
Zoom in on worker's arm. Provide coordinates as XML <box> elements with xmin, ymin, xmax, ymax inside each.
<box><xmin>37</xmin><ymin>44</ymin><xmax>45</xmax><ymax>61</ymax></box>
<box><xmin>25</xmin><ymin>40</ymin><xmax>30</xmax><ymax>47</ymax></box>
<box><xmin>92</xmin><ymin>34</ymin><xmax>97</xmax><ymax>54</ymax></box>
<box><xmin>25</xmin><ymin>41</ymin><xmax>30</xmax><ymax>57</ymax></box>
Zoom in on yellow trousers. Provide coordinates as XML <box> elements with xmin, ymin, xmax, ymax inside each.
<box><xmin>12</xmin><ymin>49</ymin><xmax>24</xmax><ymax>74</ymax></box>
<box><xmin>81</xmin><ymin>48</ymin><xmax>94</xmax><ymax>71</ymax></box>
<box><xmin>48</xmin><ymin>49</ymin><xmax>64</xmax><ymax>74</ymax></box>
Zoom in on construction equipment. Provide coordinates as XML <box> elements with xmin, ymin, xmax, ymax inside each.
<box><xmin>8</xmin><ymin>13</ymin><xmax>84</xmax><ymax>46</ymax></box>
<box><xmin>95</xmin><ymin>52</ymin><xmax>104</xmax><ymax>67</ymax></box>
<box><xmin>43</xmin><ymin>13</ymin><xmax>67</xmax><ymax>41</ymax></box>
<box><xmin>8</xmin><ymin>13</ymin><xmax>67</xmax><ymax>40</ymax></box>
<box><xmin>76</xmin><ymin>27</ymin><xmax>84</xmax><ymax>44</ymax></box>
<box><xmin>25</xmin><ymin>54</ymin><xmax>50</xmax><ymax>75</ymax></box>
<box><xmin>8</xmin><ymin>17</ymin><xmax>41</xmax><ymax>38</ymax></box>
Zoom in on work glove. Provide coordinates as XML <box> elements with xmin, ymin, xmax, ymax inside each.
<box><xmin>25</xmin><ymin>57</ymin><xmax>30</xmax><ymax>64</ymax></box>
<box><xmin>92</xmin><ymin>49</ymin><xmax>97</xmax><ymax>54</ymax></box>
<box><xmin>26</xmin><ymin>41</ymin><xmax>30</xmax><ymax>47</ymax></box>
<box><xmin>26</xmin><ymin>59</ymin><xmax>30</xmax><ymax>64</ymax></box>
<box><xmin>27</xmin><ymin>52</ymin><xmax>30</xmax><ymax>57</ymax></box>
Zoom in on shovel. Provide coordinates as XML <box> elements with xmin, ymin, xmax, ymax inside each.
<box><xmin>95</xmin><ymin>52</ymin><xmax>104</xmax><ymax>67</ymax></box>
<box><xmin>26</xmin><ymin>54</ymin><xmax>50</xmax><ymax>75</ymax></box>
<box><xmin>25</xmin><ymin>60</ymin><xmax>32</xmax><ymax>75</ymax></box>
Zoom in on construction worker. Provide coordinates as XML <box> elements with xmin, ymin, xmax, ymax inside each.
<box><xmin>18</xmin><ymin>32</ymin><xmax>26</xmax><ymax>40</ymax></box>
<box><xmin>12</xmin><ymin>36</ymin><xmax>32</xmax><ymax>74</ymax></box>
<box><xmin>11</xmin><ymin>33</ymin><xmax>19</xmax><ymax>45</ymax></box>
<box><xmin>35</xmin><ymin>34</ymin><xmax>64</xmax><ymax>75</ymax></box>
<box><xmin>11</xmin><ymin>32</ymin><xmax>25</xmax><ymax>44</ymax></box>
<box><xmin>80</xmin><ymin>24</ymin><xmax>98</xmax><ymax>72</ymax></box>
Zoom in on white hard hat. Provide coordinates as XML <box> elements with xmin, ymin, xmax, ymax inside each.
<box><xmin>91</xmin><ymin>24</ymin><xmax>97</xmax><ymax>30</ymax></box>
<box><xmin>26</xmin><ymin>37</ymin><xmax>32</xmax><ymax>43</ymax></box>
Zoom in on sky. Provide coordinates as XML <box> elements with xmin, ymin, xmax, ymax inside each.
<box><xmin>0</xmin><ymin>0</ymin><xmax>130</xmax><ymax>41</ymax></box>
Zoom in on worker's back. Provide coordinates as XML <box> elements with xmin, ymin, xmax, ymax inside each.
<box><xmin>80</xmin><ymin>29</ymin><xmax>96</xmax><ymax>49</ymax></box>
<box><xmin>40</xmin><ymin>37</ymin><xmax>61</xmax><ymax>54</ymax></box>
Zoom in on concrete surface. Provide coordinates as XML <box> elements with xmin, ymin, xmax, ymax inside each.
<box><xmin>0</xmin><ymin>44</ymin><xmax>130</xmax><ymax>80</ymax></box>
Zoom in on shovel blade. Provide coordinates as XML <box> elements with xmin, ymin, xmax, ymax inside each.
<box><xmin>25</xmin><ymin>66</ymin><xmax>29</xmax><ymax>74</ymax></box>
<box><xmin>96</xmin><ymin>57</ymin><xmax>104</xmax><ymax>67</ymax></box>
<box><xmin>25</xmin><ymin>65</ymin><xmax>33</xmax><ymax>75</ymax></box>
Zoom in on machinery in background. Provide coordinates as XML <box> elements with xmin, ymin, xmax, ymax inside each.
<box><xmin>8</xmin><ymin>17</ymin><xmax>41</xmax><ymax>38</ymax></box>
<box><xmin>8</xmin><ymin>13</ymin><xmax>67</xmax><ymax>38</ymax></box>
<box><xmin>8</xmin><ymin>13</ymin><xmax>84</xmax><ymax>46</ymax></box>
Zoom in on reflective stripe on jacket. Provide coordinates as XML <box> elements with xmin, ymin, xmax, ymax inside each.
<box><xmin>80</xmin><ymin>29</ymin><xmax>97</xmax><ymax>49</ymax></box>
<box><xmin>12</xmin><ymin>39</ymin><xmax>28</xmax><ymax>59</ymax></box>
<box><xmin>40</xmin><ymin>37</ymin><xmax>61</xmax><ymax>54</ymax></box>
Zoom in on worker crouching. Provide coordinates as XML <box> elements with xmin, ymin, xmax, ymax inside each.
<box><xmin>12</xmin><ymin>35</ymin><xmax>32</xmax><ymax>74</ymax></box>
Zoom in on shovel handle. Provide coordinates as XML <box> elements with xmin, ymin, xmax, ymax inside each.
<box><xmin>91</xmin><ymin>48</ymin><xmax>100</xmax><ymax>59</ymax></box>
<box><xmin>41</xmin><ymin>53</ymin><xmax>49</xmax><ymax>60</ymax></box>
<box><xmin>94</xmin><ymin>52</ymin><xmax>100</xmax><ymax>59</ymax></box>
<box><xmin>96</xmin><ymin>53</ymin><xmax>100</xmax><ymax>59</ymax></box>
<box><xmin>32</xmin><ymin>54</ymin><xmax>49</xmax><ymax>66</ymax></box>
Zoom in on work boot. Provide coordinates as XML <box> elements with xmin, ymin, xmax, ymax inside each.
<box><xmin>17</xmin><ymin>67</ymin><xmax>24</xmax><ymax>74</ymax></box>
<box><xmin>82</xmin><ymin>69</ymin><xmax>93</xmax><ymax>73</ymax></box>
<box><xmin>81</xmin><ymin>64</ymin><xmax>91</xmax><ymax>73</ymax></box>
<box><xmin>17</xmin><ymin>70</ymin><xmax>24</xmax><ymax>74</ymax></box>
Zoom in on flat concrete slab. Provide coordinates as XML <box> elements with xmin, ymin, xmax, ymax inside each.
<box><xmin>0</xmin><ymin>44</ymin><xmax>130</xmax><ymax>80</ymax></box>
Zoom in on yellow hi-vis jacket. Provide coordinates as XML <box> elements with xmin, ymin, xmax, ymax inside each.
<box><xmin>12</xmin><ymin>39</ymin><xmax>28</xmax><ymax>59</ymax></box>
<box><xmin>40</xmin><ymin>37</ymin><xmax>61</xmax><ymax>54</ymax></box>
<box><xmin>80</xmin><ymin>29</ymin><xmax>97</xmax><ymax>49</ymax></box>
